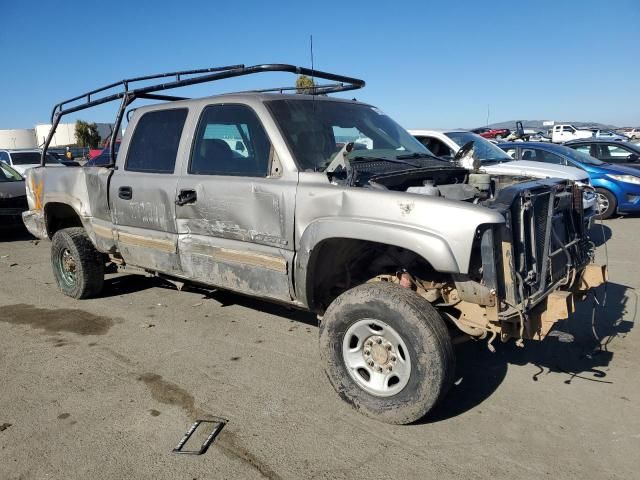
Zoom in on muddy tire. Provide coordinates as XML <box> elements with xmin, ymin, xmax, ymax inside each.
<box><xmin>319</xmin><ymin>283</ymin><xmax>455</xmax><ymax>424</ymax></box>
<box><xmin>51</xmin><ymin>227</ymin><xmax>104</xmax><ymax>299</ymax></box>
<box><xmin>595</xmin><ymin>188</ymin><xmax>616</xmax><ymax>220</ymax></box>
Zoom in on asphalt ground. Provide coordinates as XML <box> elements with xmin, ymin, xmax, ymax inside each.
<box><xmin>0</xmin><ymin>217</ymin><xmax>638</xmax><ymax>479</ymax></box>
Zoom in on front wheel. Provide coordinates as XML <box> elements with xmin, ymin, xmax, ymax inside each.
<box><xmin>319</xmin><ymin>283</ymin><xmax>455</xmax><ymax>424</ymax></box>
<box><xmin>595</xmin><ymin>188</ymin><xmax>617</xmax><ymax>220</ymax></box>
<box><xmin>51</xmin><ymin>227</ymin><xmax>105</xmax><ymax>299</ymax></box>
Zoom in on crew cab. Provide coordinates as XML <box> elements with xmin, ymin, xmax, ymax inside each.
<box><xmin>22</xmin><ymin>64</ymin><xmax>606</xmax><ymax>425</ymax></box>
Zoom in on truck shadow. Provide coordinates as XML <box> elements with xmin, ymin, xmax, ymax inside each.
<box><xmin>588</xmin><ymin>223</ymin><xmax>611</xmax><ymax>247</ymax></box>
<box><xmin>100</xmin><ymin>274</ymin><xmax>178</xmax><ymax>297</ymax></box>
<box><xmin>100</xmin><ymin>275</ymin><xmax>320</xmax><ymax>326</ymax></box>
<box><xmin>200</xmin><ymin>288</ymin><xmax>319</xmax><ymax>326</ymax></box>
<box><xmin>424</xmin><ymin>280</ymin><xmax>636</xmax><ymax>424</ymax></box>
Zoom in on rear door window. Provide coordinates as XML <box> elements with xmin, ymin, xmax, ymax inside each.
<box><xmin>125</xmin><ymin>109</ymin><xmax>188</xmax><ymax>173</ymax></box>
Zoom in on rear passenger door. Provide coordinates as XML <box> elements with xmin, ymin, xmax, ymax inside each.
<box><xmin>110</xmin><ymin>108</ymin><xmax>188</xmax><ymax>274</ymax></box>
<box><xmin>174</xmin><ymin>103</ymin><xmax>296</xmax><ymax>301</ymax></box>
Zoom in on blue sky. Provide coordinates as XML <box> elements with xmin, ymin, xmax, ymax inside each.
<box><xmin>1</xmin><ymin>0</ymin><xmax>638</xmax><ymax>130</ymax></box>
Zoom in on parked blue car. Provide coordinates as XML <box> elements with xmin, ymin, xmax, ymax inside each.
<box><xmin>499</xmin><ymin>142</ymin><xmax>640</xmax><ymax>219</ymax></box>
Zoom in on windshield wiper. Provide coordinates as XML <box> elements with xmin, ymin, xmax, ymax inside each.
<box><xmin>351</xmin><ymin>156</ymin><xmax>420</xmax><ymax>168</ymax></box>
<box><xmin>395</xmin><ymin>152</ymin><xmax>444</xmax><ymax>162</ymax></box>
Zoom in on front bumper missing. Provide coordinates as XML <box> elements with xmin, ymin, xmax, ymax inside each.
<box><xmin>520</xmin><ymin>263</ymin><xmax>608</xmax><ymax>340</ymax></box>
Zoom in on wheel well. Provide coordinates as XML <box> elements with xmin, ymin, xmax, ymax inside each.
<box><xmin>44</xmin><ymin>203</ymin><xmax>83</xmax><ymax>238</ymax></box>
<box><xmin>305</xmin><ymin>238</ymin><xmax>444</xmax><ymax>313</ymax></box>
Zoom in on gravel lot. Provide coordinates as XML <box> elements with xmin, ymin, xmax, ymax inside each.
<box><xmin>0</xmin><ymin>218</ymin><xmax>638</xmax><ymax>480</ymax></box>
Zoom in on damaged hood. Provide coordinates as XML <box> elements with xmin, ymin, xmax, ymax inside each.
<box><xmin>478</xmin><ymin>160</ymin><xmax>588</xmax><ymax>182</ymax></box>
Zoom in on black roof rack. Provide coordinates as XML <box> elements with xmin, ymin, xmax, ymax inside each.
<box><xmin>40</xmin><ymin>63</ymin><xmax>365</xmax><ymax>167</ymax></box>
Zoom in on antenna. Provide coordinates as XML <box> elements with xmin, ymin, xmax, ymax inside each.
<box><xmin>310</xmin><ymin>34</ymin><xmax>316</xmax><ymax>92</ymax></box>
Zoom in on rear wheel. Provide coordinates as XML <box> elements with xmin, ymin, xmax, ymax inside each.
<box><xmin>51</xmin><ymin>227</ymin><xmax>104</xmax><ymax>299</ymax></box>
<box><xmin>595</xmin><ymin>188</ymin><xmax>617</xmax><ymax>219</ymax></box>
<box><xmin>319</xmin><ymin>283</ymin><xmax>455</xmax><ymax>424</ymax></box>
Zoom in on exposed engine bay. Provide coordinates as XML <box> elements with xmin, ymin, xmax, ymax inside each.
<box><xmin>325</xmin><ymin>140</ymin><xmax>538</xmax><ymax>206</ymax></box>
<box><xmin>325</xmin><ymin>144</ymin><xmax>605</xmax><ymax>347</ymax></box>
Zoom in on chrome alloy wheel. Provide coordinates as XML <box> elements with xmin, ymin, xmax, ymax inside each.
<box><xmin>596</xmin><ymin>192</ymin><xmax>609</xmax><ymax>215</ymax></box>
<box><xmin>342</xmin><ymin>319</ymin><xmax>412</xmax><ymax>397</ymax></box>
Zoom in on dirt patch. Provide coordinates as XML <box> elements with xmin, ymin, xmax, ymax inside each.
<box><xmin>138</xmin><ymin>373</ymin><xmax>203</xmax><ymax>420</ymax></box>
<box><xmin>149</xmin><ymin>409</ymin><xmax>161</xmax><ymax>417</ymax></box>
<box><xmin>0</xmin><ymin>423</ymin><xmax>11</xmax><ymax>432</ymax></box>
<box><xmin>138</xmin><ymin>373</ymin><xmax>279</xmax><ymax>479</ymax></box>
<box><xmin>0</xmin><ymin>304</ymin><xmax>115</xmax><ymax>335</ymax></box>
<box><xmin>57</xmin><ymin>413</ymin><xmax>70</xmax><ymax>420</ymax></box>
<box><xmin>217</xmin><ymin>430</ymin><xmax>283</xmax><ymax>480</ymax></box>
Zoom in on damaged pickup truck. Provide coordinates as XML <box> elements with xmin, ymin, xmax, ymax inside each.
<box><xmin>23</xmin><ymin>64</ymin><xmax>607</xmax><ymax>424</ymax></box>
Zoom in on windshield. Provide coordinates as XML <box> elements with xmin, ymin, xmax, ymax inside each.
<box><xmin>0</xmin><ymin>162</ymin><xmax>23</xmax><ymax>182</ymax></box>
<box><xmin>267</xmin><ymin>99</ymin><xmax>431</xmax><ymax>171</ymax></box>
<box><xmin>11</xmin><ymin>152</ymin><xmax>60</xmax><ymax>165</ymax></box>
<box><xmin>10</xmin><ymin>152</ymin><xmax>41</xmax><ymax>165</ymax></box>
<box><xmin>444</xmin><ymin>131</ymin><xmax>512</xmax><ymax>163</ymax></box>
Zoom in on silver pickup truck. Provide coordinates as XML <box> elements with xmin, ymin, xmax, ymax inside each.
<box><xmin>22</xmin><ymin>64</ymin><xmax>606</xmax><ymax>424</ymax></box>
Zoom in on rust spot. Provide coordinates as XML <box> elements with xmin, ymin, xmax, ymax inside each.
<box><xmin>31</xmin><ymin>178</ymin><xmax>43</xmax><ymax>210</ymax></box>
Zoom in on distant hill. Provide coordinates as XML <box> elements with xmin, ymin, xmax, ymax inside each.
<box><xmin>481</xmin><ymin>120</ymin><xmax>619</xmax><ymax>131</ymax></box>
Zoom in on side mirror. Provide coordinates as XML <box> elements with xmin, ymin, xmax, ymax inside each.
<box><xmin>628</xmin><ymin>153</ymin><xmax>639</xmax><ymax>163</ymax></box>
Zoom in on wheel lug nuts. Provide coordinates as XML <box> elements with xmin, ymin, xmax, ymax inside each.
<box><xmin>364</xmin><ymin>350</ymin><xmax>370</xmax><ymax>356</ymax></box>
<box><xmin>367</xmin><ymin>360</ymin><xmax>374</xmax><ymax>367</ymax></box>
<box><xmin>376</xmin><ymin>338</ymin><xmax>382</xmax><ymax>344</ymax></box>
<box><xmin>387</xmin><ymin>366</ymin><xmax>393</xmax><ymax>372</ymax></box>
<box><xmin>390</xmin><ymin>356</ymin><xmax>396</xmax><ymax>362</ymax></box>
<box><xmin>376</xmin><ymin>366</ymin><xmax>383</xmax><ymax>372</ymax></box>
<box><xmin>386</xmin><ymin>345</ymin><xmax>392</xmax><ymax>351</ymax></box>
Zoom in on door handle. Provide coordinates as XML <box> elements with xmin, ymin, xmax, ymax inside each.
<box><xmin>118</xmin><ymin>186</ymin><xmax>132</xmax><ymax>200</ymax></box>
<box><xmin>176</xmin><ymin>189</ymin><xmax>197</xmax><ymax>206</ymax></box>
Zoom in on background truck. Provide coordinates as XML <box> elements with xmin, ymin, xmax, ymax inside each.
<box><xmin>22</xmin><ymin>64</ymin><xmax>606</xmax><ymax>424</ymax></box>
<box><xmin>551</xmin><ymin>124</ymin><xmax>593</xmax><ymax>143</ymax></box>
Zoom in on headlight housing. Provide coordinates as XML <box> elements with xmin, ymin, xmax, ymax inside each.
<box><xmin>576</xmin><ymin>178</ymin><xmax>592</xmax><ymax>188</ymax></box>
<box><xmin>606</xmin><ymin>174</ymin><xmax>640</xmax><ymax>185</ymax></box>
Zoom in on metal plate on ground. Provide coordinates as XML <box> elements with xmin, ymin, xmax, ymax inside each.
<box><xmin>172</xmin><ymin>418</ymin><xmax>227</xmax><ymax>455</ymax></box>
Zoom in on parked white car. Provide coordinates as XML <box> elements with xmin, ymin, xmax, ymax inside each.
<box><xmin>408</xmin><ymin>129</ymin><xmax>597</xmax><ymax>212</ymax></box>
<box><xmin>624</xmin><ymin>128</ymin><xmax>640</xmax><ymax>140</ymax></box>
<box><xmin>0</xmin><ymin>149</ymin><xmax>66</xmax><ymax>175</ymax></box>
<box><xmin>550</xmin><ymin>124</ymin><xmax>593</xmax><ymax>143</ymax></box>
